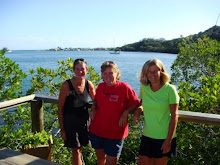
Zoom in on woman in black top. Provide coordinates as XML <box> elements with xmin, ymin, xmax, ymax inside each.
<box><xmin>58</xmin><ymin>59</ymin><xmax>95</xmax><ymax>165</ymax></box>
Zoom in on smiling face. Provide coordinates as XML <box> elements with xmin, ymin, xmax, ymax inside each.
<box><xmin>73</xmin><ymin>63</ymin><xmax>87</xmax><ymax>79</ymax></box>
<box><xmin>147</xmin><ymin>65</ymin><xmax>161</xmax><ymax>84</ymax></box>
<box><xmin>102</xmin><ymin>67</ymin><xmax>118</xmax><ymax>86</ymax></box>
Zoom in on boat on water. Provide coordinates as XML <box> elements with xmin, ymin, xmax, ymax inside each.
<box><xmin>110</xmin><ymin>50</ymin><xmax>120</xmax><ymax>54</ymax></box>
<box><xmin>110</xmin><ymin>36</ymin><xmax>120</xmax><ymax>54</ymax></box>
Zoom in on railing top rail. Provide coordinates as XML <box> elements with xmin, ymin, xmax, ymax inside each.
<box><xmin>0</xmin><ymin>94</ymin><xmax>220</xmax><ymax>126</ymax></box>
<box><xmin>35</xmin><ymin>94</ymin><xmax>58</xmax><ymax>104</ymax></box>
<box><xmin>0</xmin><ymin>94</ymin><xmax>36</xmax><ymax>111</ymax></box>
<box><xmin>178</xmin><ymin>110</ymin><xmax>220</xmax><ymax>126</ymax></box>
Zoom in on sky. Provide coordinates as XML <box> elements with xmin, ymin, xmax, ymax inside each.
<box><xmin>1</xmin><ymin>0</ymin><xmax>220</xmax><ymax>50</ymax></box>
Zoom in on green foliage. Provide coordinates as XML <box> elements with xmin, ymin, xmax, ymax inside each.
<box><xmin>81</xmin><ymin>145</ymin><xmax>97</xmax><ymax>165</ymax></box>
<box><xmin>169</xmin><ymin>36</ymin><xmax>220</xmax><ymax>164</ymax></box>
<box><xmin>50</xmin><ymin>137</ymin><xmax>72</xmax><ymax>164</ymax></box>
<box><xmin>20</xmin><ymin>131</ymin><xmax>50</xmax><ymax>149</ymax></box>
<box><xmin>0</xmin><ymin>105</ymin><xmax>31</xmax><ymax>131</ymax></box>
<box><xmin>171</xmin><ymin>36</ymin><xmax>220</xmax><ymax>86</ymax></box>
<box><xmin>26</xmin><ymin>57</ymin><xmax>100</xmax><ymax>96</ymax></box>
<box><xmin>0</xmin><ymin>104</ymin><xmax>37</xmax><ymax>151</ymax></box>
<box><xmin>178</xmin><ymin>75</ymin><xmax>220</xmax><ymax>113</ymax></box>
<box><xmin>118</xmin><ymin>116</ymin><xmax>143</xmax><ymax>164</ymax></box>
<box><xmin>120</xmin><ymin>26</ymin><xmax>220</xmax><ymax>54</ymax></box>
<box><xmin>174</xmin><ymin>76</ymin><xmax>220</xmax><ymax>164</ymax></box>
<box><xmin>0</xmin><ymin>48</ymin><xmax>27</xmax><ymax>100</ymax></box>
<box><xmin>173</xmin><ymin>122</ymin><xmax>220</xmax><ymax>165</ymax></box>
<box><xmin>0</xmin><ymin>123</ymin><xmax>50</xmax><ymax>150</ymax></box>
<box><xmin>120</xmin><ymin>38</ymin><xmax>180</xmax><ymax>54</ymax></box>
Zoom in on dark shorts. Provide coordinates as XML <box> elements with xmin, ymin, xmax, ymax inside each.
<box><xmin>63</xmin><ymin>112</ymin><xmax>89</xmax><ymax>148</ymax></box>
<box><xmin>139</xmin><ymin>136</ymin><xmax>177</xmax><ymax>158</ymax></box>
<box><xmin>89</xmin><ymin>133</ymin><xmax>124</xmax><ymax>157</ymax></box>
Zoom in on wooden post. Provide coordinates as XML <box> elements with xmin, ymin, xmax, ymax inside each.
<box><xmin>31</xmin><ymin>100</ymin><xmax>44</xmax><ymax>132</ymax></box>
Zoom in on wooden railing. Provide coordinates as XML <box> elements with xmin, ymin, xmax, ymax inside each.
<box><xmin>0</xmin><ymin>94</ymin><xmax>220</xmax><ymax>132</ymax></box>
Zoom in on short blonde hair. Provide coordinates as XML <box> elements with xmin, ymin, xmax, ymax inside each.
<box><xmin>139</xmin><ymin>58</ymin><xmax>170</xmax><ymax>85</ymax></box>
<box><xmin>101</xmin><ymin>61</ymin><xmax>121</xmax><ymax>81</ymax></box>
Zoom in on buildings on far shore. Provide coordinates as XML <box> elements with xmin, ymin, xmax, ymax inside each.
<box><xmin>47</xmin><ymin>47</ymin><xmax>110</xmax><ymax>51</ymax></box>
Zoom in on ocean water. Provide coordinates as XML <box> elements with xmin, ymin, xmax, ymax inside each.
<box><xmin>5</xmin><ymin>50</ymin><xmax>178</xmax><ymax>95</ymax></box>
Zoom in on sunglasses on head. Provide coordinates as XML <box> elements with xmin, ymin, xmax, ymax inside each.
<box><xmin>74</xmin><ymin>58</ymin><xmax>87</xmax><ymax>66</ymax></box>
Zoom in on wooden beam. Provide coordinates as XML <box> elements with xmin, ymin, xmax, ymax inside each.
<box><xmin>31</xmin><ymin>100</ymin><xmax>44</xmax><ymax>132</ymax></box>
<box><xmin>0</xmin><ymin>94</ymin><xmax>36</xmax><ymax>111</ymax></box>
<box><xmin>178</xmin><ymin>110</ymin><xmax>220</xmax><ymax>126</ymax></box>
<box><xmin>35</xmin><ymin>94</ymin><xmax>58</xmax><ymax>104</ymax></box>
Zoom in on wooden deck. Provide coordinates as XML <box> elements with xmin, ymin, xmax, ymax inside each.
<box><xmin>0</xmin><ymin>148</ymin><xmax>58</xmax><ymax>165</ymax></box>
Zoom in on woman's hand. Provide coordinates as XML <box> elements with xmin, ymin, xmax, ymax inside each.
<box><xmin>161</xmin><ymin>103</ymin><xmax>178</xmax><ymax>154</ymax></box>
<box><xmin>132</xmin><ymin>106</ymin><xmax>142</xmax><ymax>125</ymax></box>
<box><xmin>161</xmin><ymin>139</ymin><xmax>171</xmax><ymax>154</ymax></box>
<box><xmin>132</xmin><ymin>113</ymin><xmax>140</xmax><ymax>125</ymax></box>
<box><xmin>89</xmin><ymin>110</ymin><xmax>96</xmax><ymax>120</ymax></box>
<box><xmin>89</xmin><ymin>101</ymin><xmax>97</xmax><ymax>120</ymax></box>
<box><xmin>119</xmin><ymin>111</ymin><xmax>129</xmax><ymax>127</ymax></box>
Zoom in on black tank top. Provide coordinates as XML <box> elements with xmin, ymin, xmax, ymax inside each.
<box><xmin>63</xmin><ymin>79</ymin><xmax>89</xmax><ymax>116</ymax></box>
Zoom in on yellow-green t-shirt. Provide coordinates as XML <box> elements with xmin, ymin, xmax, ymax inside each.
<box><xmin>139</xmin><ymin>83</ymin><xmax>179</xmax><ymax>139</ymax></box>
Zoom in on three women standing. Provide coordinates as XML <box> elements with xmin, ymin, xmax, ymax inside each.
<box><xmin>58</xmin><ymin>58</ymin><xmax>179</xmax><ymax>165</ymax></box>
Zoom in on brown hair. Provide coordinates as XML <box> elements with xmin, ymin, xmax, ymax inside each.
<box><xmin>73</xmin><ymin>58</ymin><xmax>88</xmax><ymax>70</ymax></box>
<box><xmin>101</xmin><ymin>61</ymin><xmax>121</xmax><ymax>81</ymax></box>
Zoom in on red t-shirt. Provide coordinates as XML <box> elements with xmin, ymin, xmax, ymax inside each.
<box><xmin>89</xmin><ymin>81</ymin><xmax>139</xmax><ymax>139</ymax></box>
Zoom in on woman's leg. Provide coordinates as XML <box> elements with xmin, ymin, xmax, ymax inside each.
<box><xmin>138</xmin><ymin>155</ymin><xmax>153</xmax><ymax>165</ymax></box>
<box><xmin>152</xmin><ymin>157</ymin><xmax>168</xmax><ymax>165</ymax></box>
<box><xmin>106</xmin><ymin>155</ymin><xmax>118</xmax><ymax>165</ymax></box>
<box><xmin>95</xmin><ymin>149</ymin><xmax>106</xmax><ymax>165</ymax></box>
<box><xmin>71</xmin><ymin>147</ymin><xmax>82</xmax><ymax>165</ymax></box>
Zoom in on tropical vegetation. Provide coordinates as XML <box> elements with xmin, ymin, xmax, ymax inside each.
<box><xmin>119</xmin><ymin>26</ymin><xmax>220</xmax><ymax>54</ymax></box>
<box><xmin>170</xmin><ymin>36</ymin><xmax>220</xmax><ymax>164</ymax></box>
<box><xmin>0</xmin><ymin>33</ymin><xmax>220</xmax><ymax>164</ymax></box>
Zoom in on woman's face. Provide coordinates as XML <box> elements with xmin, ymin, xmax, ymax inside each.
<box><xmin>147</xmin><ymin>65</ymin><xmax>161</xmax><ymax>84</ymax></box>
<box><xmin>73</xmin><ymin>63</ymin><xmax>87</xmax><ymax>79</ymax></box>
<box><xmin>102</xmin><ymin>67</ymin><xmax>117</xmax><ymax>86</ymax></box>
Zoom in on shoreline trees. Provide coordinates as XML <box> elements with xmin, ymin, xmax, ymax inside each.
<box><xmin>120</xmin><ymin>26</ymin><xmax>220</xmax><ymax>54</ymax></box>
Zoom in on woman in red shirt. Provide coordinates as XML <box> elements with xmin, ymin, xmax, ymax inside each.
<box><xmin>89</xmin><ymin>61</ymin><xmax>141</xmax><ymax>165</ymax></box>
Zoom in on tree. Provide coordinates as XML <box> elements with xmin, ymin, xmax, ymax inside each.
<box><xmin>120</xmin><ymin>26</ymin><xmax>220</xmax><ymax>54</ymax></box>
<box><xmin>0</xmin><ymin>48</ymin><xmax>27</xmax><ymax>100</ymax></box>
<box><xmin>169</xmin><ymin>36</ymin><xmax>220</xmax><ymax>164</ymax></box>
<box><xmin>171</xmin><ymin>36</ymin><xmax>220</xmax><ymax>86</ymax></box>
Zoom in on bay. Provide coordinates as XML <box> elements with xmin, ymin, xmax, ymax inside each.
<box><xmin>5</xmin><ymin>50</ymin><xmax>178</xmax><ymax>95</ymax></box>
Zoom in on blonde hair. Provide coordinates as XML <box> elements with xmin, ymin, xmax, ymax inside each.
<box><xmin>101</xmin><ymin>61</ymin><xmax>121</xmax><ymax>81</ymax></box>
<box><xmin>139</xmin><ymin>58</ymin><xmax>170</xmax><ymax>85</ymax></box>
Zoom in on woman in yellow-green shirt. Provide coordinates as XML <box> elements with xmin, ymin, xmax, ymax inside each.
<box><xmin>133</xmin><ymin>58</ymin><xmax>179</xmax><ymax>165</ymax></box>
